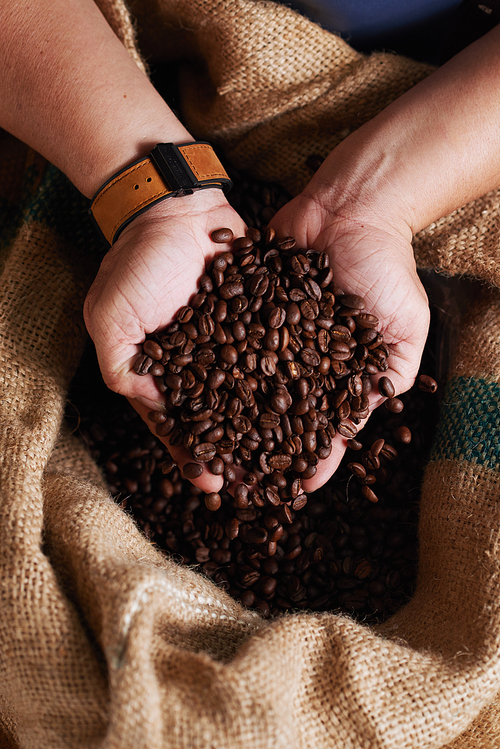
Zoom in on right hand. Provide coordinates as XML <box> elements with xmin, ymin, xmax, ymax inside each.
<box><xmin>83</xmin><ymin>189</ymin><xmax>246</xmax><ymax>493</ymax></box>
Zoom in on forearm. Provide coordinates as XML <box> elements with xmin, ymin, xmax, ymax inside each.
<box><xmin>308</xmin><ymin>23</ymin><xmax>500</xmax><ymax>238</ymax></box>
<box><xmin>0</xmin><ymin>0</ymin><xmax>191</xmax><ymax>197</ymax></box>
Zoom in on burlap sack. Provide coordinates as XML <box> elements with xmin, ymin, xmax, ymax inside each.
<box><xmin>2</xmin><ymin>1</ymin><xmax>500</xmax><ymax>746</ymax></box>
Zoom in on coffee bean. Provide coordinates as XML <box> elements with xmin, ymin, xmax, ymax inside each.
<box><xmin>225</xmin><ymin>518</ymin><xmax>240</xmax><ymax>540</ymax></box>
<box><xmin>338</xmin><ymin>421</ymin><xmax>357</xmax><ymax>439</ymax></box>
<box><xmin>192</xmin><ymin>443</ymin><xmax>217</xmax><ymax>462</ymax></box>
<box><xmin>396</xmin><ymin>426</ymin><xmax>412</xmax><ymax>444</ymax></box>
<box><xmin>418</xmin><ymin>374</ymin><xmax>438</xmax><ymax>393</ymax></box>
<box><xmin>371</xmin><ymin>438</ymin><xmax>385</xmax><ymax>457</ymax></box>
<box><xmin>377</xmin><ymin>376</ymin><xmax>394</xmax><ymax>399</ymax></box>
<box><xmin>385</xmin><ymin>397</ymin><xmax>404</xmax><ymax>414</ymax></box>
<box><xmin>233</xmin><ymin>236</ymin><xmax>254</xmax><ymax>251</ymax></box>
<box><xmin>211</xmin><ymin>228</ymin><xmax>234</xmax><ymax>243</ymax></box>
<box><xmin>177</xmin><ymin>305</ymin><xmax>194</xmax><ymax>323</ymax></box>
<box><xmin>147</xmin><ymin>410</ymin><xmax>168</xmax><ymax>424</ymax></box>
<box><xmin>220</xmin><ymin>281</ymin><xmax>244</xmax><ymax>300</ymax></box>
<box><xmin>143</xmin><ymin>339</ymin><xmax>163</xmax><ymax>361</ymax></box>
<box><xmin>205</xmin><ymin>492</ymin><xmax>222</xmax><ymax>511</ymax></box>
<box><xmin>134</xmin><ymin>354</ymin><xmax>154</xmax><ymax>375</ymax></box>
<box><xmin>301</xmin><ymin>348</ymin><xmax>320</xmax><ymax>367</ymax></box>
<box><xmin>355</xmin><ymin>313</ymin><xmax>379</xmax><ymax>329</ymax></box>
<box><xmin>348</xmin><ymin>462</ymin><xmax>366</xmax><ymax>479</ymax></box>
<box><xmin>183</xmin><ymin>462</ymin><xmax>203</xmax><ymax>479</ymax></box>
<box><xmin>268</xmin><ymin>454</ymin><xmax>292</xmax><ymax>471</ymax></box>
<box><xmin>361</xmin><ymin>485</ymin><xmax>378</xmax><ymax>503</ymax></box>
<box><xmin>292</xmin><ymin>494</ymin><xmax>308</xmax><ymax>511</ymax></box>
<box><xmin>304</xmin><ymin>278</ymin><xmax>322</xmax><ymax>302</ymax></box>
<box><xmin>155</xmin><ymin>417</ymin><xmax>175</xmax><ymax>436</ymax></box>
<box><xmin>220</xmin><ymin>344</ymin><xmax>238</xmax><ymax>365</ymax></box>
<box><xmin>270</xmin><ymin>235</ymin><xmax>292</xmax><ymax>251</ymax></box>
<box><xmin>380</xmin><ymin>443</ymin><xmax>398</xmax><ymax>461</ymax></box>
<box><xmin>337</xmin><ymin>294</ymin><xmax>365</xmax><ymax>310</ymax></box>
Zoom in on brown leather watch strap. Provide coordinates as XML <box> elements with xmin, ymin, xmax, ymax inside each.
<box><xmin>90</xmin><ymin>142</ymin><xmax>231</xmax><ymax>246</ymax></box>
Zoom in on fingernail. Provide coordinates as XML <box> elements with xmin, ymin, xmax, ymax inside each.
<box><xmin>135</xmin><ymin>396</ymin><xmax>166</xmax><ymax>412</ymax></box>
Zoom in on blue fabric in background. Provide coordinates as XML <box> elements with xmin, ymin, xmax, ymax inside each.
<box><xmin>285</xmin><ymin>0</ymin><xmax>463</xmax><ymax>63</ymax></box>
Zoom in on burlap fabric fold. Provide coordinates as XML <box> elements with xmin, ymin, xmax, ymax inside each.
<box><xmin>2</xmin><ymin>0</ymin><xmax>500</xmax><ymax>747</ymax></box>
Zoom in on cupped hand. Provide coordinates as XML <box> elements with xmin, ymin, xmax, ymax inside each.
<box><xmin>83</xmin><ymin>189</ymin><xmax>246</xmax><ymax>492</ymax></box>
<box><xmin>270</xmin><ymin>191</ymin><xmax>430</xmax><ymax>492</ymax></box>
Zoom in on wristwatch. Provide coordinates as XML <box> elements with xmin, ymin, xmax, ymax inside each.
<box><xmin>90</xmin><ymin>141</ymin><xmax>232</xmax><ymax>246</ymax></box>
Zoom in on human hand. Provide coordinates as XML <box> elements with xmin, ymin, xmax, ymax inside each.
<box><xmin>83</xmin><ymin>189</ymin><xmax>246</xmax><ymax>492</ymax></box>
<box><xmin>270</xmin><ymin>192</ymin><xmax>430</xmax><ymax>492</ymax></box>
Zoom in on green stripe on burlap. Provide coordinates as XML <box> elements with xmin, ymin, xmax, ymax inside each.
<box><xmin>431</xmin><ymin>376</ymin><xmax>500</xmax><ymax>468</ymax></box>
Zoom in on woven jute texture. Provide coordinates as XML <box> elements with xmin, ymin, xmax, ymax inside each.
<box><xmin>2</xmin><ymin>1</ymin><xmax>500</xmax><ymax>747</ymax></box>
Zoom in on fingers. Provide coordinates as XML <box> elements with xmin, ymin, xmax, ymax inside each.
<box><xmin>301</xmin><ymin>433</ymin><xmax>349</xmax><ymax>492</ymax></box>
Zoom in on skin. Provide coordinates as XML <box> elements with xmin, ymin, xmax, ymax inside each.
<box><xmin>2</xmin><ymin>0</ymin><xmax>500</xmax><ymax>492</ymax></box>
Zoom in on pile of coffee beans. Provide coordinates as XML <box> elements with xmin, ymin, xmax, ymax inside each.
<box><xmin>70</xmin><ymin>355</ymin><xmax>437</xmax><ymax>621</ymax></box>
<box><xmin>135</xmin><ymin>227</ymin><xmax>395</xmax><ymax>513</ymax></box>
<box><xmin>69</xmin><ymin>166</ymin><xmax>440</xmax><ymax>622</ymax></box>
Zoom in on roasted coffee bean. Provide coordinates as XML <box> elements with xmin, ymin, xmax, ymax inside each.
<box><xmin>348</xmin><ymin>462</ymin><xmax>366</xmax><ymax>479</ymax></box>
<box><xmin>378</xmin><ymin>376</ymin><xmax>395</xmax><ymax>399</ymax></box>
<box><xmin>357</xmin><ymin>328</ymin><xmax>378</xmax><ymax>346</ymax></box>
<box><xmin>269</xmin><ymin>391</ymin><xmax>288</xmax><ymax>415</ymax></box>
<box><xmin>300</xmin><ymin>299</ymin><xmax>318</xmax><ymax>320</ymax></box>
<box><xmin>286</xmin><ymin>302</ymin><xmax>301</xmax><ymax>325</ymax></box>
<box><xmin>155</xmin><ymin>417</ymin><xmax>175</xmax><ymax>436</ymax></box>
<box><xmin>330</xmin><ymin>324</ymin><xmax>351</xmax><ymax>342</ymax></box>
<box><xmin>380</xmin><ymin>443</ymin><xmax>398</xmax><ymax>461</ymax></box>
<box><xmin>396</xmin><ymin>426</ymin><xmax>412</xmax><ymax>444</ymax></box>
<box><xmin>362</xmin><ymin>452</ymin><xmax>380</xmax><ymax>471</ymax></box>
<box><xmin>220</xmin><ymin>281</ymin><xmax>245</xmax><ymax>300</ymax></box>
<box><xmin>192</xmin><ymin>443</ymin><xmax>217</xmax><ymax>462</ymax></box>
<box><xmin>338</xmin><ymin>294</ymin><xmax>365</xmax><ymax>310</ymax></box>
<box><xmin>134</xmin><ymin>354</ymin><xmax>154</xmax><ymax>375</ymax></box>
<box><xmin>225</xmin><ymin>518</ymin><xmax>240</xmax><ymax>540</ymax></box>
<box><xmin>268</xmin><ymin>306</ymin><xmax>286</xmax><ymax>328</ymax></box>
<box><xmin>301</xmin><ymin>348</ymin><xmax>320</xmax><ymax>367</ymax></box>
<box><xmin>304</xmin><ymin>278</ymin><xmax>322</xmax><ymax>302</ymax></box>
<box><xmin>385</xmin><ymin>397</ymin><xmax>404</xmax><ymax>414</ymax></box>
<box><xmin>220</xmin><ymin>344</ymin><xmax>238</xmax><ymax>365</ymax></box>
<box><xmin>143</xmin><ymin>339</ymin><xmax>163</xmax><ymax>361</ymax></box>
<box><xmin>205</xmin><ymin>492</ymin><xmax>222</xmax><ymax>511</ymax></box>
<box><xmin>418</xmin><ymin>374</ymin><xmax>438</xmax><ymax>393</ymax></box>
<box><xmin>277</xmin><ymin>236</ymin><xmax>296</xmax><ymax>251</ymax></box>
<box><xmin>233</xmin><ymin>236</ymin><xmax>254</xmax><ymax>251</ymax></box>
<box><xmin>207</xmin><ymin>368</ymin><xmax>226</xmax><ymax>390</ymax></box>
<box><xmin>148</xmin><ymin>410</ymin><xmax>168</xmax><ymax>424</ymax></box>
<box><xmin>338</xmin><ymin>421</ymin><xmax>357</xmax><ymax>439</ymax></box>
<box><xmin>183</xmin><ymin>462</ymin><xmax>203</xmax><ymax>479</ymax></box>
<box><xmin>268</xmin><ymin>454</ymin><xmax>292</xmax><ymax>471</ymax></box>
<box><xmin>361</xmin><ymin>485</ymin><xmax>378</xmax><ymax>503</ymax></box>
<box><xmin>177</xmin><ymin>305</ymin><xmax>194</xmax><ymax>324</ymax></box>
<box><xmin>354</xmin><ymin>312</ymin><xmax>379</xmax><ymax>329</ymax></box>
<box><xmin>371</xmin><ymin>438</ymin><xmax>385</xmax><ymax>457</ymax></box>
<box><xmin>292</xmin><ymin>494</ymin><xmax>308</xmax><ymax>511</ymax></box>
<box><xmin>211</xmin><ymin>227</ymin><xmax>234</xmax><ymax>244</ymax></box>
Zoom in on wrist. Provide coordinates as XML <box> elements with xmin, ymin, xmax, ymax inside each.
<box><xmin>69</xmin><ymin>112</ymin><xmax>193</xmax><ymax>200</ymax></box>
<box><xmin>90</xmin><ymin>141</ymin><xmax>232</xmax><ymax>246</ymax></box>
<box><xmin>303</xmin><ymin>137</ymin><xmax>416</xmax><ymax>247</ymax></box>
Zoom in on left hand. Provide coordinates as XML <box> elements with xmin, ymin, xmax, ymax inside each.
<box><xmin>270</xmin><ymin>191</ymin><xmax>430</xmax><ymax>492</ymax></box>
